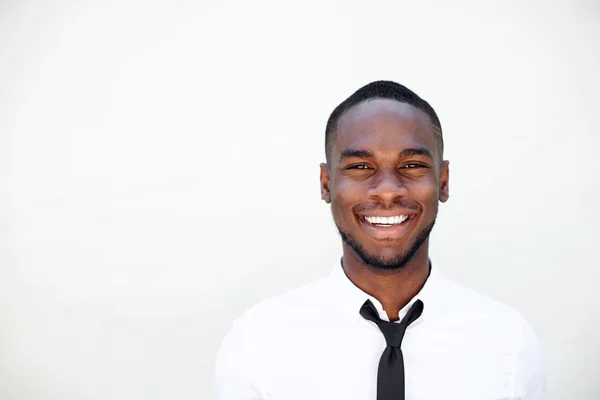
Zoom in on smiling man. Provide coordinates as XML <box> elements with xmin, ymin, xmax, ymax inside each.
<box><xmin>215</xmin><ymin>81</ymin><xmax>546</xmax><ymax>400</ymax></box>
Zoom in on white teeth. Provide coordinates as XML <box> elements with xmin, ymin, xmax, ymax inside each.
<box><xmin>364</xmin><ymin>215</ymin><xmax>408</xmax><ymax>225</ymax></box>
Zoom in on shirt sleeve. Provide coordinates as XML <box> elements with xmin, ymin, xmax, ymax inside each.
<box><xmin>215</xmin><ymin>317</ymin><xmax>264</xmax><ymax>400</ymax></box>
<box><xmin>513</xmin><ymin>318</ymin><xmax>546</xmax><ymax>400</ymax></box>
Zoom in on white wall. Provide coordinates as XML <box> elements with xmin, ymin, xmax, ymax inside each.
<box><xmin>1</xmin><ymin>1</ymin><xmax>599</xmax><ymax>399</ymax></box>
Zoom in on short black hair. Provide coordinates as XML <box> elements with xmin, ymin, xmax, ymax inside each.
<box><xmin>324</xmin><ymin>80</ymin><xmax>443</xmax><ymax>163</ymax></box>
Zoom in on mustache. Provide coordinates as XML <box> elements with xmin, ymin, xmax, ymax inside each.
<box><xmin>354</xmin><ymin>200</ymin><xmax>420</xmax><ymax>213</ymax></box>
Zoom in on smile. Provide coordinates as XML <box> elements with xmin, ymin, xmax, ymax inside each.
<box><xmin>356</xmin><ymin>213</ymin><xmax>417</xmax><ymax>240</ymax></box>
<box><xmin>363</xmin><ymin>215</ymin><xmax>409</xmax><ymax>226</ymax></box>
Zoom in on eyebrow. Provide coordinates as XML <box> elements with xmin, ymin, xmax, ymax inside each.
<box><xmin>398</xmin><ymin>147</ymin><xmax>434</xmax><ymax>160</ymax></box>
<box><xmin>338</xmin><ymin>148</ymin><xmax>374</xmax><ymax>162</ymax></box>
<box><xmin>338</xmin><ymin>147</ymin><xmax>434</xmax><ymax>163</ymax></box>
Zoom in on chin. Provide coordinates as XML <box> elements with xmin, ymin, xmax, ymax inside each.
<box><xmin>337</xmin><ymin>219</ymin><xmax>436</xmax><ymax>271</ymax></box>
<box><xmin>363</xmin><ymin>249</ymin><xmax>416</xmax><ymax>271</ymax></box>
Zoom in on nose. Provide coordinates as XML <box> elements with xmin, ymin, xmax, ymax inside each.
<box><xmin>367</xmin><ymin>169</ymin><xmax>407</xmax><ymax>204</ymax></box>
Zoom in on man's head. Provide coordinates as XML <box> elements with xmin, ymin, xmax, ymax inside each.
<box><xmin>320</xmin><ymin>80</ymin><xmax>449</xmax><ymax>271</ymax></box>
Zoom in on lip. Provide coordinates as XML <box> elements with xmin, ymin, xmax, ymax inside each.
<box><xmin>356</xmin><ymin>211</ymin><xmax>418</xmax><ymax>218</ymax></box>
<box><xmin>355</xmin><ymin>213</ymin><xmax>417</xmax><ymax>241</ymax></box>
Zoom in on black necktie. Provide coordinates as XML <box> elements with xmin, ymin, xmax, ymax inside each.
<box><xmin>359</xmin><ymin>299</ymin><xmax>424</xmax><ymax>400</ymax></box>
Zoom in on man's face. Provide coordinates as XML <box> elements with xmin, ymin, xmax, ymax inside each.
<box><xmin>320</xmin><ymin>99</ymin><xmax>449</xmax><ymax>270</ymax></box>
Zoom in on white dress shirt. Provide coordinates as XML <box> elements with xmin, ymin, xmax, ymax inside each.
<box><xmin>215</xmin><ymin>260</ymin><xmax>546</xmax><ymax>400</ymax></box>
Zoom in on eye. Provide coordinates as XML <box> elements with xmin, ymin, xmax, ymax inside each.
<box><xmin>402</xmin><ymin>163</ymin><xmax>426</xmax><ymax>169</ymax></box>
<box><xmin>346</xmin><ymin>164</ymin><xmax>372</xmax><ymax>170</ymax></box>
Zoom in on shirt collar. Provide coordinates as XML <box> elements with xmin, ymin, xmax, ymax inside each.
<box><xmin>328</xmin><ymin>257</ymin><xmax>441</xmax><ymax>323</ymax></box>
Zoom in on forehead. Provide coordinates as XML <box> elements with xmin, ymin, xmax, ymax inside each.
<box><xmin>334</xmin><ymin>98</ymin><xmax>437</xmax><ymax>158</ymax></box>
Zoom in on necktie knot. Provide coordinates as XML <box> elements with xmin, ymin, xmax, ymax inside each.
<box><xmin>359</xmin><ymin>299</ymin><xmax>424</xmax><ymax>347</ymax></box>
<box><xmin>378</xmin><ymin>322</ymin><xmax>407</xmax><ymax>348</ymax></box>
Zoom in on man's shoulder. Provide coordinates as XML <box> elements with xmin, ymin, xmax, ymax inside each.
<box><xmin>437</xmin><ymin>272</ymin><xmax>531</xmax><ymax>329</ymax></box>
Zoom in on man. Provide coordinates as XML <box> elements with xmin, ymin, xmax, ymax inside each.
<box><xmin>215</xmin><ymin>81</ymin><xmax>546</xmax><ymax>399</ymax></box>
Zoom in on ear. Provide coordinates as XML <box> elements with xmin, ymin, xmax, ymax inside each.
<box><xmin>320</xmin><ymin>163</ymin><xmax>331</xmax><ymax>203</ymax></box>
<box><xmin>439</xmin><ymin>160</ymin><xmax>450</xmax><ymax>203</ymax></box>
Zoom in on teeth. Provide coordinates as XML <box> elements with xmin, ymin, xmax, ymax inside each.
<box><xmin>364</xmin><ymin>215</ymin><xmax>408</xmax><ymax>225</ymax></box>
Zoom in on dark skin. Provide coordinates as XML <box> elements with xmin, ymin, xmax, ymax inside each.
<box><xmin>320</xmin><ymin>99</ymin><xmax>450</xmax><ymax>321</ymax></box>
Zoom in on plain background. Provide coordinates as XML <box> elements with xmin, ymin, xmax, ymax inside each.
<box><xmin>1</xmin><ymin>1</ymin><xmax>599</xmax><ymax>399</ymax></box>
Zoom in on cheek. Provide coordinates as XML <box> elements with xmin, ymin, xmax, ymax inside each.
<box><xmin>331</xmin><ymin>180</ymin><xmax>364</xmax><ymax>219</ymax></box>
<box><xmin>407</xmin><ymin>178</ymin><xmax>440</xmax><ymax>206</ymax></box>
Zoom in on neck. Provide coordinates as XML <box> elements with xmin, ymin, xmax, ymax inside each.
<box><xmin>341</xmin><ymin>241</ymin><xmax>431</xmax><ymax>322</ymax></box>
